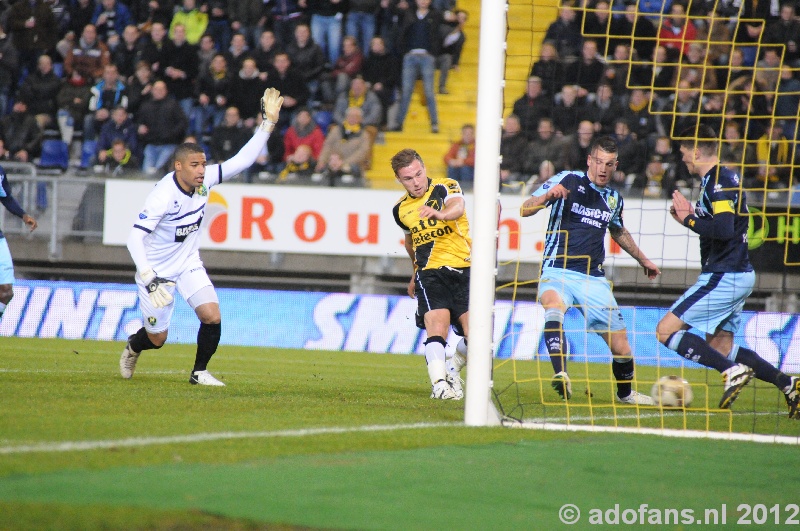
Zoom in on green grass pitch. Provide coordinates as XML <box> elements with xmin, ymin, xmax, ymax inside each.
<box><xmin>1</xmin><ymin>337</ymin><xmax>798</xmax><ymax>530</ymax></box>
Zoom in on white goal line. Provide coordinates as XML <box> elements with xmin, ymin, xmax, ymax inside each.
<box><xmin>506</xmin><ymin>419</ymin><xmax>800</xmax><ymax>445</ymax></box>
<box><xmin>544</xmin><ymin>410</ymin><xmax>778</xmax><ymax>423</ymax></box>
<box><xmin>0</xmin><ymin>422</ymin><xmax>460</xmax><ymax>455</ymax></box>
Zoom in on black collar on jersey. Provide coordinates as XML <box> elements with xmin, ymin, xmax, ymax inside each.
<box><xmin>172</xmin><ymin>173</ymin><xmax>194</xmax><ymax>197</ymax></box>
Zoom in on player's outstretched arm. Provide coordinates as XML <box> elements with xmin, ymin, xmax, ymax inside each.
<box><xmin>609</xmin><ymin>225</ymin><xmax>661</xmax><ymax>279</ymax></box>
<box><xmin>1</xmin><ymin>175</ymin><xmax>35</xmax><ymax>229</ymax></box>
<box><xmin>258</xmin><ymin>87</ymin><xmax>284</xmax><ymax>133</ymax></box>
<box><xmin>22</xmin><ymin>213</ymin><xmax>37</xmax><ymax>231</ymax></box>
<box><xmin>520</xmin><ymin>184</ymin><xmax>567</xmax><ymax>217</ymax></box>
<box><xmin>218</xmin><ymin>88</ymin><xmax>284</xmax><ymax>181</ymax></box>
<box><xmin>418</xmin><ymin>196</ymin><xmax>465</xmax><ymax>221</ymax></box>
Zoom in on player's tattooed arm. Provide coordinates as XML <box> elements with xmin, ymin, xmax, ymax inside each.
<box><xmin>609</xmin><ymin>225</ymin><xmax>661</xmax><ymax>279</ymax></box>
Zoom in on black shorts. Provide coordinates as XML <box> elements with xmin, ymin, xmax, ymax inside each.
<box><xmin>414</xmin><ymin>266</ymin><xmax>470</xmax><ymax>334</ymax></box>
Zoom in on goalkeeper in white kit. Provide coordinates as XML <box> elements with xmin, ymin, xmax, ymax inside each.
<box><xmin>120</xmin><ymin>88</ymin><xmax>284</xmax><ymax>386</ymax></box>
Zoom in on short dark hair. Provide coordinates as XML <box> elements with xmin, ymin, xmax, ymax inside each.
<box><xmin>391</xmin><ymin>149</ymin><xmax>424</xmax><ymax>175</ymax></box>
<box><xmin>174</xmin><ymin>142</ymin><xmax>206</xmax><ymax>162</ymax></box>
<box><xmin>590</xmin><ymin>135</ymin><xmax>618</xmax><ymax>156</ymax></box>
<box><xmin>679</xmin><ymin>124</ymin><xmax>718</xmax><ymax>155</ymax></box>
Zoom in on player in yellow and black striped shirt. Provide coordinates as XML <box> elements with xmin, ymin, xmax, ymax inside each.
<box><xmin>391</xmin><ymin>149</ymin><xmax>472</xmax><ymax>400</ymax></box>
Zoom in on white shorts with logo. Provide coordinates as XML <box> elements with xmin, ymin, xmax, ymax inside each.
<box><xmin>0</xmin><ymin>238</ymin><xmax>13</xmax><ymax>285</ymax></box>
<box><xmin>136</xmin><ymin>258</ymin><xmax>215</xmax><ymax>333</ymax></box>
<box><xmin>538</xmin><ymin>267</ymin><xmax>626</xmax><ymax>333</ymax></box>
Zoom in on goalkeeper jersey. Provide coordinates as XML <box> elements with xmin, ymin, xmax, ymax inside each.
<box><xmin>129</xmin><ymin>128</ymin><xmax>270</xmax><ymax>280</ymax></box>
<box><xmin>531</xmin><ymin>170</ymin><xmax>624</xmax><ymax>278</ymax></box>
<box><xmin>392</xmin><ymin>177</ymin><xmax>472</xmax><ymax>270</ymax></box>
<box><xmin>132</xmin><ymin>167</ymin><xmax>224</xmax><ymax>280</ymax></box>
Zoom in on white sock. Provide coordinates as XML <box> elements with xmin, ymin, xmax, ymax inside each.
<box><xmin>425</xmin><ymin>341</ymin><xmax>447</xmax><ymax>385</ymax></box>
<box><xmin>447</xmin><ymin>338</ymin><xmax>467</xmax><ymax>374</ymax></box>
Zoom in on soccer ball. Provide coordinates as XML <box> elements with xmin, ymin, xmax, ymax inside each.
<box><xmin>651</xmin><ymin>375</ymin><xmax>693</xmax><ymax>408</ymax></box>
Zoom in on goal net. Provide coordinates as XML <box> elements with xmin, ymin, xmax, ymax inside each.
<box><xmin>479</xmin><ymin>0</ymin><xmax>800</xmax><ymax>443</ymax></box>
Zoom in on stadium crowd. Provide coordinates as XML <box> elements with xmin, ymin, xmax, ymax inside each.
<box><xmin>501</xmin><ymin>0</ymin><xmax>800</xmax><ymax>199</ymax></box>
<box><xmin>0</xmin><ymin>0</ymin><xmax>469</xmax><ymax>185</ymax></box>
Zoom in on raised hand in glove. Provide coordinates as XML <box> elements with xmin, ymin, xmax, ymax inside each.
<box><xmin>139</xmin><ymin>268</ymin><xmax>175</xmax><ymax>308</ymax></box>
<box><xmin>259</xmin><ymin>87</ymin><xmax>284</xmax><ymax>132</ymax></box>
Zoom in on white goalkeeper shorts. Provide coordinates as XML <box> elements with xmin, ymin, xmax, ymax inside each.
<box><xmin>0</xmin><ymin>238</ymin><xmax>14</xmax><ymax>285</ymax></box>
<box><xmin>136</xmin><ymin>259</ymin><xmax>216</xmax><ymax>333</ymax></box>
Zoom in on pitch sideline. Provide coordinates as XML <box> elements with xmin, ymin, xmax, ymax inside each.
<box><xmin>0</xmin><ymin>422</ymin><xmax>461</xmax><ymax>455</ymax></box>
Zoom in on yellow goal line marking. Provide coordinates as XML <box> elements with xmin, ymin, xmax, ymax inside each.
<box><xmin>0</xmin><ymin>422</ymin><xmax>461</xmax><ymax>455</ymax></box>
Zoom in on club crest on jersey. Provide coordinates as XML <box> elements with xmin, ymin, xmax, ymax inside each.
<box><xmin>138</xmin><ymin>212</ymin><xmax>147</xmax><ymax>219</ymax></box>
<box><xmin>197</xmin><ymin>184</ymin><xmax>208</xmax><ymax>197</ymax></box>
<box><xmin>606</xmin><ymin>195</ymin><xmax>617</xmax><ymax>210</ymax></box>
<box><xmin>147</xmin><ymin>316</ymin><xmax>157</xmax><ymax>326</ymax></box>
<box><xmin>426</xmin><ymin>198</ymin><xmax>443</xmax><ymax>211</ymax></box>
<box><xmin>578</xmin><ymin>185</ymin><xmax>585</xmax><ymax>193</ymax></box>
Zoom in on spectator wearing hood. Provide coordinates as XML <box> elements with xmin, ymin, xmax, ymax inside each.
<box><xmin>284</xmin><ymin>107</ymin><xmax>325</xmax><ymax>161</ymax></box>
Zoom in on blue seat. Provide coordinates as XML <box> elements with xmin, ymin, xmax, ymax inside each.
<box><xmin>38</xmin><ymin>139</ymin><xmax>70</xmax><ymax>171</ymax></box>
<box><xmin>313</xmin><ymin>110</ymin><xmax>334</xmax><ymax>133</ymax></box>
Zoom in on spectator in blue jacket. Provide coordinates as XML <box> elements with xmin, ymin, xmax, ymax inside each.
<box><xmin>84</xmin><ymin>63</ymin><xmax>129</xmax><ymax>145</ymax></box>
<box><xmin>92</xmin><ymin>0</ymin><xmax>133</xmax><ymax>48</ymax></box>
<box><xmin>97</xmin><ymin>106</ymin><xmax>138</xmax><ymax>165</ymax></box>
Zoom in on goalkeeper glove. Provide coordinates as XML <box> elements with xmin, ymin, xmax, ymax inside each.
<box><xmin>259</xmin><ymin>87</ymin><xmax>284</xmax><ymax>132</ymax></box>
<box><xmin>139</xmin><ymin>268</ymin><xmax>175</xmax><ymax>308</ymax></box>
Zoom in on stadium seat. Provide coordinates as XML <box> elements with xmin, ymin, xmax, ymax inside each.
<box><xmin>313</xmin><ymin>110</ymin><xmax>334</xmax><ymax>133</ymax></box>
<box><xmin>38</xmin><ymin>139</ymin><xmax>70</xmax><ymax>172</ymax></box>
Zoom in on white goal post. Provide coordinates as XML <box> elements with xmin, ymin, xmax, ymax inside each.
<box><xmin>464</xmin><ymin>0</ymin><xmax>505</xmax><ymax>426</ymax></box>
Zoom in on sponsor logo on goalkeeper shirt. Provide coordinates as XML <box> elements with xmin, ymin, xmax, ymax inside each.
<box><xmin>175</xmin><ymin>214</ymin><xmax>203</xmax><ymax>242</ymax></box>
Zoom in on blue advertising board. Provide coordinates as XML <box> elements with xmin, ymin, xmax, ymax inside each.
<box><xmin>2</xmin><ymin>280</ymin><xmax>798</xmax><ymax>374</ymax></box>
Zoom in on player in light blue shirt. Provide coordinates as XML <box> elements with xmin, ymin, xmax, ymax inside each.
<box><xmin>521</xmin><ymin>136</ymin><xmax>660</xmax><ymax>404</ymax></box>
